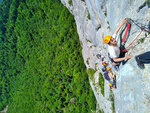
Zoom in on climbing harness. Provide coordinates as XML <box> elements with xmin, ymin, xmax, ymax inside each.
<box><xmin>108</xmin><ymin>53</ymin><xmax>121</xmax><ymax>66</ymax></box>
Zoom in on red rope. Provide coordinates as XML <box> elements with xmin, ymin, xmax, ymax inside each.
<box><xmin>122</xmin><ymin>30</ymin><xmax>143</xmax><ymax>51</ymax></box>
<box><xmin>122</xmin><ymin>23</ymin><xmax>131</xmax><ymax>42</ymax></box>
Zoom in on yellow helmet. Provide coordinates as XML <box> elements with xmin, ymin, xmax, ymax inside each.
<box><xmin>109</xmin><ymin>83</ymin><xmax>112</xmax><ymax>87</ymax></box>
<box><xmin>106</xmin><ymin>67</ymin><xmax>111</xmax><ymax>71</ymax></box>
<box><xmin>104</xmin><ymin>36</ymin><xmax>111</xmax><ymax>44</ymax></box>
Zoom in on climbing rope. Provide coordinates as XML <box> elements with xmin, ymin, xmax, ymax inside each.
<box><xmin>121</xmin><ymin>18</ymin><xmax>150</xmax><ymax>51</ymax></box>
<box><xmin>122</xmin><ymin>23</ymin><xmax>131</xmax><ymax>42</ymax></box>
<box><xmin>119</xmin><ymin>19</ymin><xmax>132</xmax><ymax>52</ymax></box>
<box><xmin>129</xmin><ymin>19</ymin><xmax>149</xmax><ymax>32</ymax></box>
<box><xmin>122</xmin><ymin>30</ymin><xmax>143</xmax><ymax>51</ymax></box>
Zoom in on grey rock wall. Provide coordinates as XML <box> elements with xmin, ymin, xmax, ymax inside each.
<box><xmin>61</xmin><ymin>0</ymin><xmax>150</xmax><ymax>113</ymax></box>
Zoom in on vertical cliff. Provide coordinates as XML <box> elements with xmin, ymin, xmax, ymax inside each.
<box><xmin>61</xmin><ymin>0</ymin><xmax>150</xmax><ymax>112</ymax></box>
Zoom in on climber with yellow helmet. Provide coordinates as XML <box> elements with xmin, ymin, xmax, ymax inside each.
<box><xmin>104</xmin><ymin>18</ymin><xmax>132</xmax><ymax>66</ymax></box>
<box><xmin>103</xmin><ymin>67</ymin><xmax>116</xmax><ymax>89</ymax></box>
<box><xmin>106</xmin><ymin>67</ymin><xmax>115</xmax><ymax>80</ymax></box>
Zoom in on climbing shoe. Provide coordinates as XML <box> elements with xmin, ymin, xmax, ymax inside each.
<box><xmin>148</xmin><ymin>21</ymin><xmax>150</xmax><ymax>32</ymax></box>
<box><xmin>135</xmin><ymin>56</ymin><xmax>145</xmax><ymax>69</ymax></box>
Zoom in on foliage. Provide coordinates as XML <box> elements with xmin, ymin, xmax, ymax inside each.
<box><xmin>109</xmin><ymin>89</ymin><xmax>115</xmax><ymax>113</ymax></box>
<box><xmin>86</xmin><ymin>58</ymin><xmax>90</xmax><ymax>65</ymax></box>
<box><xmin>0</xmin><ymin>0</ymin><xmax>96</xmax><ymax>112</ymax></box>
<box><xmin>98</xmin><ymin>109</ymin><xmax>104</xmax><ymax>113</ymax></box>
<box><xmin>104</xmin><ymin>12</ymin><xmax>107</xmax><ymax>17</ymax></box>
<box><xmin>88</xmin><ymin>12</ymin><xmax>91</xmax><ymax>19</ymax></box>
<box><xmin>137</xmin><ymin>37</ymin><xmax>145</xmax><ymax>44</ymax></box>
<box><xmin>68</xmin><ymin>0</ymin><xmax>72</xmax><ymax>6</ymax></box>
<box><xmin>107</xmin><ymin>26</ymin><xmax>110</xmax><ymax>29</ymax></box>
<box><xmin>86</xmin><ymin>39</ymin><xmax>92</xmax><ymax>43</ymax></box>
<box><xmin>107</xmin><ymin>21</ymin><xmax>109</xmax><ymax>25</ymax></box>
<box><xmin>87</xmin><ymin>68</ymin><xmax>96</xmax><ymax>80</ymax></box>
<box><xmin>96</xmin><ymin>25</ymin><xmax>101</xmax><ymax>31</ymax></box>
<box><xmin>99</xmin><ymin>73</ymin><xmax>104</xmax><ymax>96</ymax></box>
<box><xmin>146</xmin><ymin>0</ymin><xmax>150</xmax><ymax>6</ymax></box>
<box><xmin>90</xmin><ymin>45</ymin><xmax>96</xmax><ymax>48</ymax></box>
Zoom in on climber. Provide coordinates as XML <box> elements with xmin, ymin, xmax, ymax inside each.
<box><xmin>109</xmin><ymin>83</ymin><xmax>115</xmax><ymax>90</ymax></box>
<box><xmin>96</xmin><ymin>53</ymin><xmax>101</xmax><ymax>59</ymax></box>
<box><xmin>102</xmin><ymin>61</ymin><xmax>108</xmax><ymax>66</ymax></box>
<box><xmin>102</xmin><ymin>66</ymin><xmax>106</xmax><ymax>72</ymax></box>
<box><xmin>101</xmin><ymin>61</ymin><xmax>108</xmax><ymax>72</ymax></box>
<box><xmin>104</xmin><ymin>67</ymin><xmax>116</xmax><ymax>89</ymax></box>
<box><xmin>135</xmin><ymin>51</ymin><xmax>150</xmax><ymax>69</ymax></box>
<box><xmin>104</xmin><ymin>18</ymin><xmax>132</xmax><ymax>66</ymax></box>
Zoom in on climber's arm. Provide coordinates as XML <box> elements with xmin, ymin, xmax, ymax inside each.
<box><xmin>113</xmin><ymin>57</ymin><xmax>127</xmax><ymax>62</ymax></box>
<box><xmin>113</xmin><ymin>54</ymin><xmax>131</xmax><ymax>62</ymax></box>
<box><xmin>113</xmin><ymin>18</ymin><xmax>127</xmax><ymax>35</ymax></box>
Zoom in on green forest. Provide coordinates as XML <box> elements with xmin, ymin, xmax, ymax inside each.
<box><xmin>0</xmin><ymin>0</ymin><xmax>96</xmax><ymax>112</ymax></box>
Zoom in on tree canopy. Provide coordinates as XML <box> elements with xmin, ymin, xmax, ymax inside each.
<box><xmin>0</xmin><ymin>0</ymin><xmax>96</xmax><ymax>112</ymax></box>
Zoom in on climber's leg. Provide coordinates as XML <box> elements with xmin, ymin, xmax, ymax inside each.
<box><xmin>137</xmin><ymin>51</ymin><xmax>150</xmax><ymax>64</ymax></box>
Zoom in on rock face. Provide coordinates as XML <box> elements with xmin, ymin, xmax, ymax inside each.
<box><xmin>61</xmin><ymin>0</ymin><xmax>150</xmax><ymax>113</ymax></box>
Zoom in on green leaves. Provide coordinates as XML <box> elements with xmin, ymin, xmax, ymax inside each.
<box><xmin>0</xmin><ymin>0</ymin><xmax>96</xmax><ymax>112</ymax></box>
<box><xmin>99</xmin><ymin>73</ymin><xmax>105</xmax><ymax>96</ymax></box>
